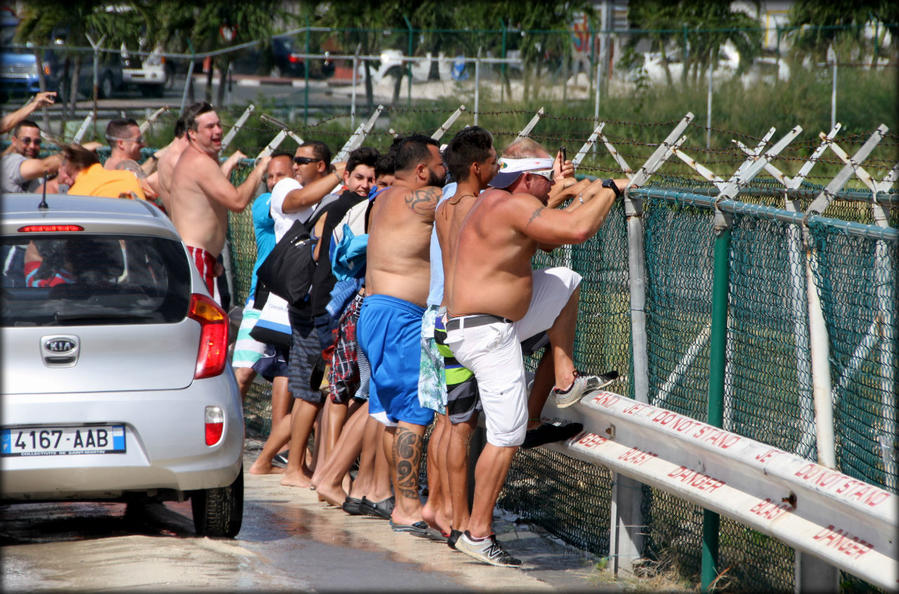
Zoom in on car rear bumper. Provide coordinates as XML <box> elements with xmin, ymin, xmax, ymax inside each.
<box><xmin>1</xmin><ymin>373</ymin><xmax>243</xmax><ymax>500</ymax></box>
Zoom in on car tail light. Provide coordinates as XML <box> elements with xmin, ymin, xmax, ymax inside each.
<box><xmin>205</xmin><ymin>406</ymin><xmax>224</xmax><ymax>446</ymax></box>
<box><xmin>187</xmin><ymin>293</ymin><xmax>228</xmax><ymax>379</ymax></box>
<box><xmin>19</xmin><ymin>225</ymin><xmax>84</xmax><ymax>232</ymax></box>
<box><xmin>289</xmin><ymin>54</ymin><xmax>303</xmax><ymax>64</ymax></box>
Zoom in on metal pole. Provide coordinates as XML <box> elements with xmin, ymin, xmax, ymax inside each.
<box><xmin>828</xmin><ymin>45</ymin><xmax>837</xmax><ymax>130</ymax></box>
<box><xmin>500</xmin><ymin>18</ymin><xmax>507</xmax><ymax>105</ymax></box>
<box><xmin>404</xmin><ymin>15</ymin><xmax>413</xmax><ymax>107</ymax></box>
<box><xmin>180</xmin><ymin>42</ymin><xmax>195</xmax><ymax>114</ymax></box>
<box><xmin>304</xmin><ymin>18</ymin><xmax>310</xmax><ymax>126</ymax></box>
<box><xmin>474</xmin><ymin>49</ymin><xmax>481</xmax><ymax>126</ymax></box>
<box><xmin>702</xmin><ymin>215</ymin><xmax>731</xmax><ymax>592</ymax></box>
<box><xmin>706</xmin><ymin>57</ymin><xmax>713</xmax><ymax>149</ymax></box>
<box><xmin>351</xmin><ymin>50</ymin><xmax>359</xmax><ymax>130</ymax></box>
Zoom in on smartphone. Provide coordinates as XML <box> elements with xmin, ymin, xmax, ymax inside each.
<box><xmin>560</xmin><ymin>146</ymin><xmax>567</xmax><ymax>162</ymax></box>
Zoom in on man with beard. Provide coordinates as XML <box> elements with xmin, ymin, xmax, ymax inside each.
<box><xmin>169</xmin><ymin>101</ymin><xmax>269</xmax><ymax>303</ymax></box>
<box><xmin>356</xmin><ymin>134</ymin><xmax>447</xmax><ymax>536</ymax></box>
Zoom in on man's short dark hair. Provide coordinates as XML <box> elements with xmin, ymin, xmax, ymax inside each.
<box><xmin>445</xmin><ymin>126</ymin><xmax>494</xmax><ymax>183</ymax></box>
<box><xmin>299</xmin><ymin>140</ymin><xmax>331</xmax><ymax>169</ymax></box>
<box><xmin>394</xmin><ymin>134</ymin><xmax>439</xmax><ymax>173</ymax></box>
<box><xmin>13</xmin><ymin>119</ymin><xmax>40</xmax><ymax>137</ymax></box>
<box><xmin>62</xmin><ymin>144</ymin><xmax>100</xmax><ymax>171</ymax></box>
<box><xmin>346</xmin><ymin>146</ymin><xmax>379</xmax><ymax>175</ymax></box>
<box><xmin>182</xmin><ymin>101</ymin><xmax>215</xmax><ymax>132</ymax></box>
<box><xmin>375</xmin><ymin>152</ymin><xmax>395</xmax><ymax>178</ymax></box>
<box><xmin>105</xmin><ymin>118</ymin><xmax>139</xmax><ymax>145</ymax></box>
<box><xmin>173</xmin><ymin>114</ymin><xmax>187</xmax><ymax>138</ymax></box>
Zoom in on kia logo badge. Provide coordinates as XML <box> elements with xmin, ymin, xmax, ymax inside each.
<box><xmin>41</xmin><ymin>335</ymin><xmax>80</xmax><ymax>366</ymax></box>
<box><xmin>45</xmin><ymin>338</ymin><xmax>76</xmax><ymax>353</ymax></box>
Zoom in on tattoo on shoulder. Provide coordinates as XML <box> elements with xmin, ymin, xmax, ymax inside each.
<box><xmin>405</xmin><ymin>187</ymin><xmax>441</xmax><ymax>214</ymax></box>
<box><xmin>527</xmin><ymin>207</ymin><xmax>545</xmax><ymax>225</ymax></box>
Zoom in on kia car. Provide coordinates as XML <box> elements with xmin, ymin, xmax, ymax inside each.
<box><xmin>1</xmin><ymin>193</ymin><xmax>244</xmax><ymax>538</ymax></box>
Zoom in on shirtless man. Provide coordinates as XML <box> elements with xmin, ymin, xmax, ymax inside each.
<box><xmin>169</xmin><ymin>101</ymin><xmax>269</xmax><ymax>303</ymax></box>
<box><xmin>443</xmin><ymin>137</ymin><xmax>625</xmax><ymax>566</ymax></box>
<box><xmin>356</xmin><ymin>134</ymin><xmax>446</xmax><ymax>535</ymax></box>
<box><xmin>154</xmin><ymin>115</ymin><xmax>189</xmax><ymax>213</ymax></box>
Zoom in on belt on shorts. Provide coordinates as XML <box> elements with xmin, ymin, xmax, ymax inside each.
<box><xmin>445</xmin><ymin>314</ymin><xmax>512</xmax><ymax>332</ymax></box>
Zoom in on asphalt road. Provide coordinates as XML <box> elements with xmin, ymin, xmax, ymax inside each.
<box><xmin>1</xmin><ymin>436</ymin><xmax>626</xmax><ymax>592</ymax></box>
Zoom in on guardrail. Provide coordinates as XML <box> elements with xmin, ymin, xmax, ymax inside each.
<box><xmin>543</xmin><ymin>391</ymin><xmax>897</xmax><ymax>590</ymax></box>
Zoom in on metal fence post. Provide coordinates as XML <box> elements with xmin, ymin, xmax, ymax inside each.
<box><xmin>706</xmin><ymin>58</ymin><xmax>713</xmax><ymax>149</ymax></box>
<box><xmin>474</xmin><ymin>50</ymin><xmax>481</xmax><ymax>126</ymax></box>
<box><xmin>702</xmin><ymin>205</ymin><xmax>731</xmax><ymax>592</ymax></box>
<box><xmin>828</xmin><ymin>45</ymin><xmax>837</xmax><ymax>130</ymax></box>
<box><xmin>304</xmin><ymin>19</ymin><xmax>310</xmax><ymax>126</ymax></box>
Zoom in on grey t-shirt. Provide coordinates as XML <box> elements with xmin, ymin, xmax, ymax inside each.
<box><xmin>1</xmin><ymin>153</ymin><xmax>40</xmax><ymax>193</ymax></box>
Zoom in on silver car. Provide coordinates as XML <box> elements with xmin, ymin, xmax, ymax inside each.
<box><xmin>1</xmin><ymin>193</ymin><xmax>244</xmax><ymax>537</ymax></box>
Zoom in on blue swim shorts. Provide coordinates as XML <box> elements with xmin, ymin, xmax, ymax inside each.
<box><xmin>357</xmin><ymin>294</ymin><xmax>435</xmax><ymax>427</ymax></box>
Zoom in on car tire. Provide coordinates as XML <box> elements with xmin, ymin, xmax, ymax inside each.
<box><xmin>191</xmin><ymin>465</ymin><xmax>243</xmax><ymax>538</ymax></box>
<box><xmin>99</xmin><ymin>73</ymin><xmax>114</xmax><ymax>99</ymax></box>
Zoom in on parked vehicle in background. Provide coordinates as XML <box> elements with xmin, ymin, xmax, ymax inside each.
<box><xmin>1</xmin><ymin>193</ymin><xmax>245</xmax><ymax>538</ymax></box>
<box><xmin>232</xmin><ymin>34</ymin><xmax>334</xmax><ymax>79</ymax></box>
<box><xmin>0</xmin><ymin>15</ymin><xmax>59</xmax><ymax>102</ymax></box>
<box><xmin>121</xmin><ymin>44</ymin><xmax>175</xmax><ymax>97</ymax></box>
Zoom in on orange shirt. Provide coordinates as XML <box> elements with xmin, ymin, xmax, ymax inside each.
<box><xmin>68</xmin><ymin>163</ymin><xmax>146</xmax><ymax>200</ymax></box>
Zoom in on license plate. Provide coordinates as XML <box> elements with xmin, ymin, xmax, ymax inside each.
<box><xmin>1</xmin><ymin>425</ymin><xmax>126</xmax><ymax>456</ymax></box>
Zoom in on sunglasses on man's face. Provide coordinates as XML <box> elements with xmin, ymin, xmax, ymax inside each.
<box><xmin>293</xmin><ymin>156</ymin><xmax>321</xmax><ymax>165</ymax></box>
<box><xmin>19</xmin><ymin>136</ymin><xmax>41</xmax><ymax>146</ymax></box>
<box><xmin>529</xmin><ymin>169</ymin><xmax>554</xmax><ymax>182</ymax></box>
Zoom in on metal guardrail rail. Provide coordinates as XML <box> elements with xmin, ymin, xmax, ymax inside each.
<box><xmin>543</xmin><ymin>391</ymin><xmax>897</xmax><ymax>590</ymax></box>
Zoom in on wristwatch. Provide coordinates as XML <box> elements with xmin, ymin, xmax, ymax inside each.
<box><xmin>602</xmin><ymin>178</ymin><xmax>622</xmax><ymax>199</ymax></box>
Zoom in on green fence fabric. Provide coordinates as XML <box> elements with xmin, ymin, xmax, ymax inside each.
<box><xmin>221</xmin><ymin>143</ymin><xmax>895</xmax><ymax>591</ymax></box>
<box><xmin>808</xmin><ymin>219</ymin><xmax>898</xmax><ymax>491</ymax></box>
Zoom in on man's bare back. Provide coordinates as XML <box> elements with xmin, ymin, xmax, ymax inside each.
<box><xmin>156</xmin><ymin>137</ymin><xmax>188</xmax><ymax>213</ymax></box>
<box><xmin>435</xmin><ymin>190</ymin><xmax>480</xmax><ymax>309</ymax></box>
<box><xmin>366</xmin><ymin>184</ymin><xmax>443</xmax><ymax>306</ymax></box>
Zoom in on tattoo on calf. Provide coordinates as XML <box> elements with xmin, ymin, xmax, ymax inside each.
<box><xmin>527</xmin><ymin>206</ymin><xmax>545</xmax><ymax>225</ymax></box>
<box><xmin>394</xmin><ymin>428</ymin><xmax>423</xmax><ymax>500</ymax></box>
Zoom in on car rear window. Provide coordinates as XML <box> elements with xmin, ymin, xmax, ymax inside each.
<box><xmin>1</xmin><ymin>234</ymin><xmax>190</xmax><ymax>327</ymax></box>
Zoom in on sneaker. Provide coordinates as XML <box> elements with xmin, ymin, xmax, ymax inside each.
<box><xmin>522</xmin><ymin>422</ymin><xmax>583</xmax><ymax>449</ymax></box>
<box><xmin>455</xmin><ymin>531</ymin><xmax>521</xmax><ymax>567</ymax></box>
<box><xmin>552</xmin><ymin>370</ymin><xmax>618</xmax><ymax>408</ymax></box>
<box><xmin>447</xmin><ymin>529</ymin><xmax>462</xmax><ymax>550</ymax></box>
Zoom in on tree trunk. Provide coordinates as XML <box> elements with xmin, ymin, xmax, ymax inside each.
<box><xmin>205</xmin><ymin>62</ymin><xmax>214</xmax><ymax>103</ymax></box>
<box><xmin>390</xmin><ymin>68</ymin><xmax>403</xmax><ymax>104</ymax></box>
<box><xmin>68</xmin><ymin>56</ymin><xmax>82</xmax><ymax>136</ymax></box>
<box><xmin>364</xmin><ymin>61</ymin><xmax>374</xmax><ymax>111</ymax></box>
<box><xmin>216</xmin><ymin>58</ymin><xmax>229</xmax><ymax>107</ymax></box>
<box><xmin>660</xmin><ymin>42</ymin><xmax>674</xmax><ymax>87</ymax></box>
<box><xmin>34</xmin><ymin>50</ymin><xmax>50</xmax><ymax>131</ymax></box>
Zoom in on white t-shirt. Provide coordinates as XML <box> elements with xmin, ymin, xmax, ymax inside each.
<box><xmin>269</xmin><ymin>178</ymin><xmax>314</xmax><ymax>241</ymax></box>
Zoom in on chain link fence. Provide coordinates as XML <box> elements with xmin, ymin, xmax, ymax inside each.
<box><xmin>106</xmin><ymin>104</ymin><xmax>895</xmax><ymax>591</ymax></box>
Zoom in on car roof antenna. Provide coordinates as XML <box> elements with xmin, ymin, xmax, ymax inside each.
<box><xmin>38</xmin><ymin>167</ymin><xmax>49</xmax><ymax>210</ymax></box>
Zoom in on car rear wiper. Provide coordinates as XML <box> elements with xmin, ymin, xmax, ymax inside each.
<box><xmin>53</xmin><ymin>311</ymin><xmax>150</xmax><ymax>323</ymax></box>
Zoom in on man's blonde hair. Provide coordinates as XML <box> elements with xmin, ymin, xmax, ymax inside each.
<box><xmin>502</xmin><ymin>137</ymin><xmax>549</xmax><ymax>159</ymax></box>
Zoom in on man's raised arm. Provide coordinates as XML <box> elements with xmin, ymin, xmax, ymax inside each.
<box><xmin>510</xmin><ymin>178</ymin><xmax>626</xmax><ymax>247</ymax></box>
<box><xmin>201</xmin><ymin>154</ymin><xmax>271</xmax><ymax>212</ymax></box>
<box><xmin>281</xmin><ymin>162</ymin><xmax>346</xmax><ymax>213</ymax></box>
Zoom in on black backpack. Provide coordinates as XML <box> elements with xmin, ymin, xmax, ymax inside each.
<box><xmin>255</xmin><ymin>206</ymin><xmax>328</xmax><ymax>308</ymax></box>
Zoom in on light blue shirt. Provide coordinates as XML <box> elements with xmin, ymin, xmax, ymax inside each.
<box><xmin>248</xmin><ymin>191</ymin><xmax>276</xmax><ymax>298</ymax></box>
<box><xmin>426</xmin><ymin>182</ymin><xmax>457</xmax><ymax>307</ymax></box>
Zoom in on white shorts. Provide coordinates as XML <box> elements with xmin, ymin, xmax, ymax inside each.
<box><xmin>231</xmin><ymin>298</ymin><xmax>267</xmax><ymax>368</ymax></box>
<box><xmin>445</xmin><ymin>267</ymin><xmax>581</xmax><ymax>447</ymax></box>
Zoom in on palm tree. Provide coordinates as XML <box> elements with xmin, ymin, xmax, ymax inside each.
<box><xmin>787</xmin><ymin>0</ymin><xmax>898</xmax><ymax>65</ymax></box>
